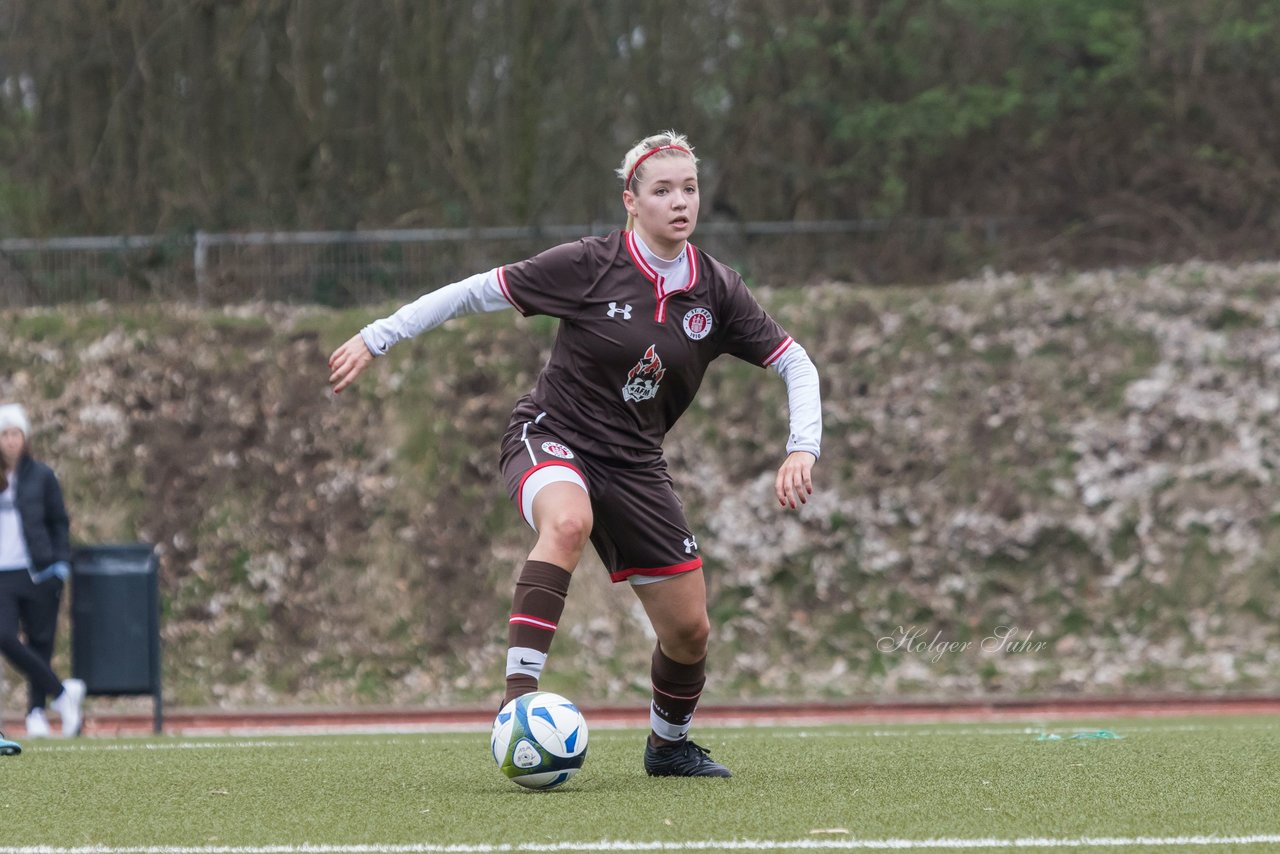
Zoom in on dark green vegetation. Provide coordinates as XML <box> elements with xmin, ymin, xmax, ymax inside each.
<box><xmin>4</xmin><ymin>1</ymin><xmax>1280</xmax><ymax>283</ymax></box>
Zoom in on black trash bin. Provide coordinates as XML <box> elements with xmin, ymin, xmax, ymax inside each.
<box><xmin>70</xmin><ymin>544</ymin><xmax>163</xmax><ymax>733</ymax></box>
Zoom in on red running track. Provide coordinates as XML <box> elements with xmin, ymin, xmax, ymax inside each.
<box><xmin>14</xmin><ymin>694</ymin><xmax>1277</xmax><ymax>737</ymax></box>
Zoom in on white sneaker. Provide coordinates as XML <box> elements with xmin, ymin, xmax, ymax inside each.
<box><xmin>53</xmin><ymin>678</ymin><xmax>86</xmax><ymax>737</ymax></box>
<box><xmin>25</xmin><ymin>708</ymin><xmax>51</xmax><ymax>738</ymax></box>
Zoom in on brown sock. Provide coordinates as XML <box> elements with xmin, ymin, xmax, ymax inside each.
<box><xmin>502</xmin><ymin>560</ymin><xmax>572</xmax><ymax>706</ymax></box>
<box><xmin>648</xmin><ymin>644</ymin><xmax>706</xmax><ymax>745</ymax></box>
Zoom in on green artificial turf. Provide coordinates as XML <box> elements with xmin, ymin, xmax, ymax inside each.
<box><xmin>0</xmin><ymin>716</ymin><xmax>1277</xmax><ymax>851</ymax></box>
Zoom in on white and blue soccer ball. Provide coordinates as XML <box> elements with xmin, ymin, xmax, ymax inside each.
<box><xmin>490</xmin><ymin>691</ymin><xmax>589</xmax><ymax>789</ymax></box>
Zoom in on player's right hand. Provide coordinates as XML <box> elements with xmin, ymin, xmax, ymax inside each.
<box><xmin>328</xmin><ymin>333</ymin><xmax>375</xmax><ymax>394</ymax></box>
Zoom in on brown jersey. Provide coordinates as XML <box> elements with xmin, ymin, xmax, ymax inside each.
<box><xmin>497</xmin><ymin>230</ymin><xmax>793</xmax><ymax>466</ymax></box>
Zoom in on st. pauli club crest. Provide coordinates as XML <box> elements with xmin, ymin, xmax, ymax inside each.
<box><xmin>541</xmin><ymin>441</ymin><xmax>575</xmax><ymax>459</ymax></box>
<box><xmin>682</xmin><ymin>307</ymin><xmax>713</xmax><ymax>340</ymax></box>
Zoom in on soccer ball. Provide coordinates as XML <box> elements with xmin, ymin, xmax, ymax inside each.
<box><xmin>490</xmin><ymin>691</ymin><xmax>589</xmax><ymax>789</ymax></box>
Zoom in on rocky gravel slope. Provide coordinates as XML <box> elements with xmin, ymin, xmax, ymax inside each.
<box><xmin>1</xmin><ymin>260</ymin><xmax>1277</xmax><ymax>710</ymax></box>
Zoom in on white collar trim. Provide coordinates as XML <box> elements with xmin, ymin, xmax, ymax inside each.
<box><xmin>631</xmin><ymin>231</ymin><xmax>687</xmax><ymax>272</ymax></box>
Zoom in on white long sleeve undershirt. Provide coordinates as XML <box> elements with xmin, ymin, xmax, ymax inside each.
<box><xmin>771</xmin><ymin>343</ymin><xmax>823</xmax><ymax>459</ymax></box>
<box><xmin>359</xmin><ymin>271</ymin><xmax>822</xmax><ymax>459</ymax></box>
<box><xmin>359</xmin><ymin>269</ymin><xmax>509</xmax><ymax>355</ymax></box>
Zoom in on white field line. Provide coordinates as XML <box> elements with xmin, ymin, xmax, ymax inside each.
<box><xmin>26</xmin><ymin>718</ymin><xmax>1280</xmax><ymax>753</ymax></box>
<box><xmin>52</xmin><ymin>705</ymin><xmax>1280</xmax><ymax>740</ymax></box>
<box><xmin>3</xmin><ymin>835</ymin><xmax>1280</xmax><ymax>852</ymax></box>
<box><xmin>28</xmin><ymin>740</ymin><xmax>306</xmax><ymax>753</ymax></box>
<box><xmin>59</xmin><ymin>707</ymin><xmax>1280</xmax><ymax>739</ymax></box>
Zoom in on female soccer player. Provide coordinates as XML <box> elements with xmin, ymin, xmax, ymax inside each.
<box><xmin>329</xmin><ymin>131</ymin><xmax>821</xmax><ymax>777</ymax></box>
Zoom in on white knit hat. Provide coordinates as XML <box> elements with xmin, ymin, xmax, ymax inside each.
<box><xmin>0</xmin><ymin>403</ymin><xmax>30</xmax><ymax>437</ymax></box>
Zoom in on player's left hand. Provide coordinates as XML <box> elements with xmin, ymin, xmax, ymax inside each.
<box><xmin>775</xmin><ymin>451</ymin><xmax>816</xmax><ymax>510</ymax></box>
<box><xmin>328</xmin><ymin>333</ymin><xmax>375</xmax><ymax>394</ymax></box>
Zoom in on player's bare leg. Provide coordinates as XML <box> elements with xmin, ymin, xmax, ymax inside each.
<box><xmin>502</xmin><ymin>482</ymin><xmax>591</xmax><ymax>706</ymax></box>
<box><xmin>633</xmin><ymin>569</ymin><xmax>731</xmax><ymax>777</ymax></box>
<box><xmin>529</xmin><ymin>482</ymin><xmax>592</xmax><ymax>571</ymax></box>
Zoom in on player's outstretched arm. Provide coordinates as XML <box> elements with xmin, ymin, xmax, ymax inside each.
<box><xmin>774</xmin><ymin>450</ymin><xmax>816</xmax><ymax>510</ymax></box>
<box><xmin>328</xmin><ymin>333</ymin><xmax>375</xmax><ymax>394</ymax></box>
<box><xmin>328</xmin><ymin>268</ymin><xmax>517</xmax><ymax>396</ymax></box>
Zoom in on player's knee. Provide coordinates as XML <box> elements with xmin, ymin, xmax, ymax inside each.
<box><xmin>541</xmin><ymin>510</ymin><xmax>592</xmax><ymax>554</ymax></box>
<box><xmin>670</xmin><ymin>614</ymin><xmax>710</xmax><ymax>657</ymax></box>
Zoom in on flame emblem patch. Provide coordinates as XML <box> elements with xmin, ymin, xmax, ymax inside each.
<box><xmin>621</xmin><ymin>345</ymin><xmax>665</xmax><ymax>403</ymax></box>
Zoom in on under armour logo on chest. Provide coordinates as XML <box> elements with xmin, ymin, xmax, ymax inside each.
<box><xmin>607</xmin><ymin>302</ymin><xmax>633</xmax><ymax>320</ymax></box>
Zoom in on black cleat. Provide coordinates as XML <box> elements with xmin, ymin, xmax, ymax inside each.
<box><xmin>644</xmin><ymin>738</ymin><xmax>731</xmax><ymax>778</ymax></box>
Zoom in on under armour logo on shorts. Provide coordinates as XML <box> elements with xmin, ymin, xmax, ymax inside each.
<box><xmin>684</xmin><ymin>536</ymin><xmax>698</xmax><ymax>554</ymax></box>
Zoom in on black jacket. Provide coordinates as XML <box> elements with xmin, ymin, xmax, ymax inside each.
<box><xmin>10</xmin><ymin>455</ymin><xmax>71</xmax><ymax>571</ymax></box>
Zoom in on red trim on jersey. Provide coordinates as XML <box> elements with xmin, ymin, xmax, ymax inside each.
<box><xmin>516</xmin><ymin>460</ymin><xmax>586</xmax><ymax>518</ymax></box>
<box><xmin>625</xmin><ymin>231</ymin><xmax>659</xmax><ymax>284</ymax></box>
<box><xmin>609</xmin><ymin>557</ymin><xmax>703</xmax><ymax>584</ymax></box>
<box><xmin>763</xmin><ymin>336</ymin><xmax>795</xmax><ymax>367</ymax></box>
<box><xmin>625</xmin><ymin>232</ymin><xmax>701</xmax><ymax>323</ymax></box>
<box><xmin>509</xmin><ymin>614</ymin><xmax>558</xmax><ymax>631</ymax></box>
<box><xmin>496</xmin><ymin>266</ymin><xmax>526</xmax><ymax>314</ymax></box>
<box><xmin>653</xmin><ymin>244</ymin><xmax>700</xmax><ymax>323</ymax></box>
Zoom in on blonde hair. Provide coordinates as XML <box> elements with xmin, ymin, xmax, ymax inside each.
<box><xmin>617</xmin><ymin>130</ymin><xmax>698</xmax><ymax>231</ymax></box>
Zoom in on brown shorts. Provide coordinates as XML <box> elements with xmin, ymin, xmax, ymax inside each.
<box><xmin>499</xmin><ymin>408</ymin><xmax>702</xmax><ymax>584</ymax></box>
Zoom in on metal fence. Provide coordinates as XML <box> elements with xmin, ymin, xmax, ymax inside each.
<box><xmin>1</xmin><ymin>218</ymin><xmax>1012</xmax><ymax>307</ymax></box>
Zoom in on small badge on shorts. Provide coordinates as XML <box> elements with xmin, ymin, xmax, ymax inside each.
<box><xmin>541</xmin><ymin>441</ymin><xmax>575</xmax><ymax>460</ymax></box>
<box><xmin>682</xmin><ymin>307</ymin><xmax>713</xmax><ymax>340</ymax></box>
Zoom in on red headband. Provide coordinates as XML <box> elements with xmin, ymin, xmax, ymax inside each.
<box><xmin>625</xmin><ymin>144</ymin><xmax>692</xmax><ymax>190</ymax></box>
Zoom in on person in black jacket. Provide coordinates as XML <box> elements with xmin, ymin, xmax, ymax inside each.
<box><xmin>0</xmin><ymin>403</ymin><xmax>84</xmax><ymax>737</ymax></box>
